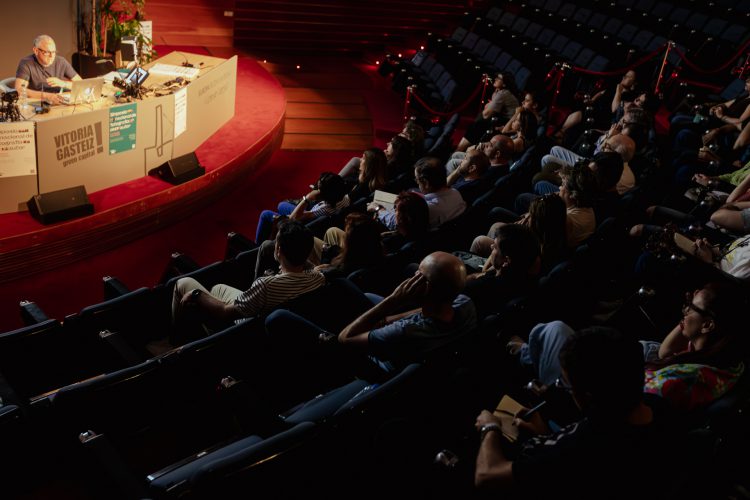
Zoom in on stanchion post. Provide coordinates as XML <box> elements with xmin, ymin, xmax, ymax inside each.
<box><xmin>403</xmin><ymin>85</ymin><xmax>416</xmax><ymax>121</ymax></box>
<box><xmin>478</xmin><ymin>73</ymin><xmax>490</xmax><ymax>114</ymax></box>
<box><xmin>655</xmin><ymin>41</ymin><xmax>675</xmax><ymax>96</ymax></box>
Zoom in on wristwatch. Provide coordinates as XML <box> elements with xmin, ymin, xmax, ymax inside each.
<box><xmin>480</xmin><ymin>423</ymin><xmax>502</xmax><ymax>440</ymax></box>
<box><xmin>190</xmin><ymin>288</ymin><xmax>202</xmax><ymax>301</ymax></box>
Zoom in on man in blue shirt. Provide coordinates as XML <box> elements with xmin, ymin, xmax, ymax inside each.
<box><xmin>15</xmin><ymin>34</ymin><xmax>81</xmax><ymax>105</ymax></box>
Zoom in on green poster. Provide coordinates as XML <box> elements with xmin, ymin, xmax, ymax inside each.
<box><xmin>109</xmin><ymin>103</ymin><xmax>137</xmax><ymax>154</ymax></box>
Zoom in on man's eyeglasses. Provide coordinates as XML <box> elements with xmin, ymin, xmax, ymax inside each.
<box><xmin>682</xmin><ymin>291</ymin><xmax>714</xmax><ymax>318</ymax></box>
<box><xmin>36</xmin><ymin>48</ymin><xmax>56</xmax><ymax>57</ymax></box>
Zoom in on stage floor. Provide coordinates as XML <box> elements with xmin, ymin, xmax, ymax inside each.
<box><xmin>0</xmin><ymin>48</ymin><xmax>286</xmax><ymax>284</ymax></box>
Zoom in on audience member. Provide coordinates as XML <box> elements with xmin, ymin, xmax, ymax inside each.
<box><xmin>172</xmin><ymin>220</ymin><xmax>325</xmax><ymax>342</ymax></box>
<box><xmin>370</xmin><ymin>157</ymin><xmax>466</xmax><ymax>230</ymax></box>
<box><xmin>255</xmin><ymin>172</ymin><xmax>349</xmax><ymax>243</ymax></box>
<box><xmin>463</xmin><ymin>224</ymin><xmax>541</xmax><ymax>318</ymax></box>
<box><xmin>475</xmin><ymin>326</ymin><xmax>675</xmax><ymax>499</ymax></box>
<box><xmin>265</xmin><ymin>251</ymin><xmax>477</xmax><ymax>373</ymax></box>
<box><xmin>457</xmin><ymin>72</ymin><xmax>519</xmax><ymax>151</ymax></box>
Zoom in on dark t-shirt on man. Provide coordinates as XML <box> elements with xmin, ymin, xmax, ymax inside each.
<box><xmin>15</xmin><ymin>54</ymin><xmax>78</xmax><ymax>92</ymax></box>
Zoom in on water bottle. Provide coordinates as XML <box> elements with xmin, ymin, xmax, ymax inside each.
<box><xmin>19</xmin><ymin>82</ymin><xmax>31</xmax><ymax>118</ymax></box>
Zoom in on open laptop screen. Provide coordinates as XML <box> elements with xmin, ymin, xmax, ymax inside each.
<box><xmin>68</xmin><ymin>77</ymin><xmax>104</xmax><ymax>104</ymax></box>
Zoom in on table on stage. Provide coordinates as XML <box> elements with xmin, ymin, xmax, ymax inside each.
<box><xmin>0</xmin><ymin>51</ymin><xmax>237</xmax><ymax>214</ymax></box>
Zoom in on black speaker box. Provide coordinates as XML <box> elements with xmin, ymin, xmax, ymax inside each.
<box><xmin>149</xmin><ymin>152</ymin><xmax>205</xmax><ymax>185</ymax></box>
<box><xmin>27</xmin><ymin>185</ymin><xmax>94</xmax><ymax>224</ymax></box>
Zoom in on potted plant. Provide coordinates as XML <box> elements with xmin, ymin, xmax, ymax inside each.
<box><xmin>75</xmin><ymin>0</ymin><xmax>154</xmax><ymax>75</ymax></box>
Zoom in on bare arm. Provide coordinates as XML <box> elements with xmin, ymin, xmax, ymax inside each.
<box><xmin>726</xmin><ymin>170</ymin><xmax>750</xmax><ymax>203</ymax></box>
<box><xmin>289</xmin><ymin>189</ymin><xmax>320</xmax><ymax>222</ymax></box>
<box><xmin>338</xmin><ymin>273</ymin><xmax>427</xmax><ymax>348</ymax></box>
<box><xmin>474</xmin><ymin>410</ymin><xmax>514</xmax><ymax>489</ymax></box>
<box><xmin>446</xmin><ymin>163</ymin><xmax>466</xmax><ymax>186</ymax></box>
<box><xmin>657</xmin><ymin>324</ymin><xmax>689</xmax><ymax>359</ymax></box>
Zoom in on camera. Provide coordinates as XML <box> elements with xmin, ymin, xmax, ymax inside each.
<box><xmin>1</xmin><ymin>90</ymin><xmax>19</xmax><ymax>103</ymax></box>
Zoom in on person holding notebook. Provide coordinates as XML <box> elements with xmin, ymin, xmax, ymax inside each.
<box><xmin>15</xmin><ymin>34</ymin><xmax>81</xmax><ymax>105</ymax></box>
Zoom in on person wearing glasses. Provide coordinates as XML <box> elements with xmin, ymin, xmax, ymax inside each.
<box><xmin>475</xmin><ymin>327</ymin><xmax>676</xmax><ymax>499</ymax></box>
<box><xmin>15</xmin><ymin>34</ymin><xmax>81</xmax><ymax>106</ymax></box>
<box><xmin>641</xmin><ymin>282</ymin><xmax>746</xmax><ymax>411</ymax></box>
<box><xmin>506</xmin><ymin>282</ymin><xmax>745</xmax><ymax>412</ymax></box>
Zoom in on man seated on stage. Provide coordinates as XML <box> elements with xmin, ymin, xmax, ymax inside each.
<box><xmin>15</xmin><ymin>34</ymin><xmax>81</xmax><ymax>105</ymax></box>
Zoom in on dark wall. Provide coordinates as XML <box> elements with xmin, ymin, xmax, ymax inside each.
<box><xmin>2</xmin><ymin>0</ymin><xmax>77</xmax><ymax>79</ymax></box>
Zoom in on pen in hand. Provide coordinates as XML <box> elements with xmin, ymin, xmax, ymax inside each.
<box><xmin>517</xmin><ymin>400</ymin><xmax>547</xmax><ymax>422</ymax></box>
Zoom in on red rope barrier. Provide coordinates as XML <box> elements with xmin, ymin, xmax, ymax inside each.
<box><xmin>672</xmin><ymin>39</ymin><xmax>750</xmax><ymax>75</ymax></box>
<box><xmin>570</xmin><ymin>44</ymin><xmax>667</xmax><ymax>76</ymax></box>
<box><xmin>409</xmin><ymin>79</ymin><xmax>486</xmax><ymax>117</ymax></box>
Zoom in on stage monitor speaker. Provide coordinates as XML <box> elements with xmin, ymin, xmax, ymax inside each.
<box><xmin>149</xmin><ymin>152</ymin><xmax>205</xmax><ymax>185</ymax></box>
<box><xmin>27</xmin><ymin>185</ymin><xmax>94</xmax><ymax>224</ymax></box>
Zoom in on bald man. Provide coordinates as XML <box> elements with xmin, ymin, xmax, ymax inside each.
<box><xmin>15</xmin><ymin>34</ymin><xmax>81</xmax><ymax>106</ymax></box>
<box><xmin>264</xmin><ymin>252</ymin><xmax>476</xmax><ymax>374</ymax></box>
<box><xmin>337</xmin><ymin>251</ymin><xmax>477</xmax><ymax>371</ymax></box>
<box><xmin>445</xmin><ymin>134</ymin><xmax>514</xmax><ymax>177</ymax></box>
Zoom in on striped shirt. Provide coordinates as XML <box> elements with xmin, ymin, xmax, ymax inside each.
<box><xmin>234</xmin><ymin>270</ymin><xmax>325</xmax><ymax>318</ymax></box>
<box><xmin>311</xmin><ymin>195</ymin><xmax>350</xmax><ymax>218</ymax></box>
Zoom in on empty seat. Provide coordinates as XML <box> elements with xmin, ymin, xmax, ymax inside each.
<box><xmin>461</xmin><ymin>32</ymin><xmax>479</xmax><ymax>50</ymax></box>
<box><xmin>720</xmin><ymin>24</ymin><xmax>748</xmax><ymax>44</ymax></box>
<box><xmin>702</xmin><ymin>18</ymin><xmax>728</xmax><ymax>38</ymax></box>
<box><xmin>631</xmin><ymin>29</ymin><xmax>655</xmax><ymax>50</ymax></box>
<box><xmin>549</xmin><ymin>34</ymin><xmax>570</xmax><ymax>54</ymax></box>
<box><xmin>524</xmin><ymin>22</ymin><xmax>543</xmax><ymax>40</ymax></box>
<box><xmin>572</xmin><ymin>7</ymin><xmax>592</xmax><ymax>24</ymax></box>
<box><xmin>450</xmin><ymin>27</ymin><xmax>468</xmax><ymax>43</ymax></box>
<box><xmin>515</xmin><ymin>67</ymin><xmax>532</xmax><ymax>92</ymax></box>
<box><xmin>616</xmin><ymin>23</ymin><xmax>639</xmax><ymax>43</ymax></box>
<box><xmin>498</xmin><ymin>12</ymin><xmax>517</xmax><ymax>28</ymax></box>
<box><xmin>573</xmin><ymin>47</ymin><xmax>595</xmax><ymax>68</ymax></box>
<box><xmin>505</xmin><ymin>58</ymin><xmax>522</xmax><ymax>76</ymax></box>
<box><xmin>587</xmin><ymin>55</ymin><xmax>610</xmax><ymax>72</ymax></box>
<box><xmin>587</xmin><ymin>12</ymin><xmax>608</xmax><ymax>30</ymax></box>
<box><xmin>561</xmin><ymin>40</ymin><xmax>583</xmax><ymax>61</ymax></box>
<box><xmin>557</xmin><ymin>2</ymin><xmax>577</xmax><ymax>18</ymax></box>
<box><xmin>485</xmin><ymin>6</ymin><xmax>503</xmax><ymax>22</ymax></box>
<box><xmin>494</xmin><ymin>52</ymin><xmax>512</xmax><ymax>71</ymax></box>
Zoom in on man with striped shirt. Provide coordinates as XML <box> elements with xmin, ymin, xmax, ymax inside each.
<box><xmin>172</xmin><ymin>220</ymin><xmax>325</xmax><ymax>340</ymax></box>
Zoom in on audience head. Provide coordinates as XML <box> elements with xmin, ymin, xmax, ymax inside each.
<box><xmin>528</xmin><ymin>193</ymin><xmax>567</xmax><ymax>268</ymax></box>
<box><xmin>559</xmin><ymin>163</ymin><xmax>598</xmax><ymax>208</ymax></box>
<box><xmin>401</xmin><ymin>120</ymin><xmax>425</xmax><ymax>148</ymax></box>
<box><xmin>604</xmin><ymin>134</ymin><xmax>636</xmax><ymax>163</ymax></box>
<box><xmin>316</xmin><ymin>172</ymin><xmax>348</xmax><ymax>205</ymax></box>
<box><xmin>514</xmin><ymin>109</ymin><xmax>538</xmax><ymax>140</ymax></box>
<box><xmin>395</xmin><ymin>191</ymin><xmax>429</xmax><ymax>239</ymax></box>
<box><xmin>418</xmin><ymin>251</ymin><xmax>467</xmax><ymax>303</ymax></box>
<box><xmin>589</xmin><ymin>152</ymin><xmax>625</xmax><ymax>192</ymax></box>
<box><xmin>491</xmin><ymin>224</ymin><xmax>541</xmax><ymax>276</ymax></box>
<box><xmin>337</xmin><ymin>212</ymin><xmax>384</xmax><ymax>269</ymax></box>
<box><xmin>482</xmin><ymin>135</ymin><xmax>514</xmax><ymax>164</ymax></box>
<box><xmin>386</xmin><ymin>135</ymin><xmax>414</xmax><ymax>168</ymax></box>
<box><xmin>655</xmin><ymin>282</ymin><xmax>747</xmax><ymax>368</ymax></box>
<box><xmin>461</xmin><ymin>150</ymin><xmax>490</xmax><ymax>177</ymax></box>
<box><xmin>560</xmin><ymin>326</ymin><xmax>644</xmax><ymax>418</ymax></box>
<box><xmin>359</xmin><ymin>148</ymin><xmax>388</xmax><ymax>191</ymax></box>
<box><xmin>415</xmin><ymin>156</ymin><xmax>448</xmax><ymax>192</ymax></box>
<box><xmin>276</xmin><ymin>220</ymin><xmax>314</xmax><ymax>267</ymax></box>
<box><xmin>521</xmin><ymin>91</ymin><xmax>541</xmax><ymax>113</ymax></box>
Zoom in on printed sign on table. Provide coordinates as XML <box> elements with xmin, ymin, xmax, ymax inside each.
<box><xmin>109</xmin><ymin>103</ymin><xmax>137</xmax><ymax>154</ymax></box>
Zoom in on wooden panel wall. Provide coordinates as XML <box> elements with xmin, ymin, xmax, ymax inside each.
<box><xmin>146</xmin><ymin>0</ymin><xmax>234</xmax><ymax>47</ymax></box>
<box><xmin>232</xmin><ymin>0</ymin><xmax>490</xmax><ymax>54</ymax></box>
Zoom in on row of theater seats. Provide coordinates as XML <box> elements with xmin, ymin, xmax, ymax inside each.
<box><xmin>390</xmin><ymin>0</ymin><xmax>748</xmax><ymax>115</ymax></box>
